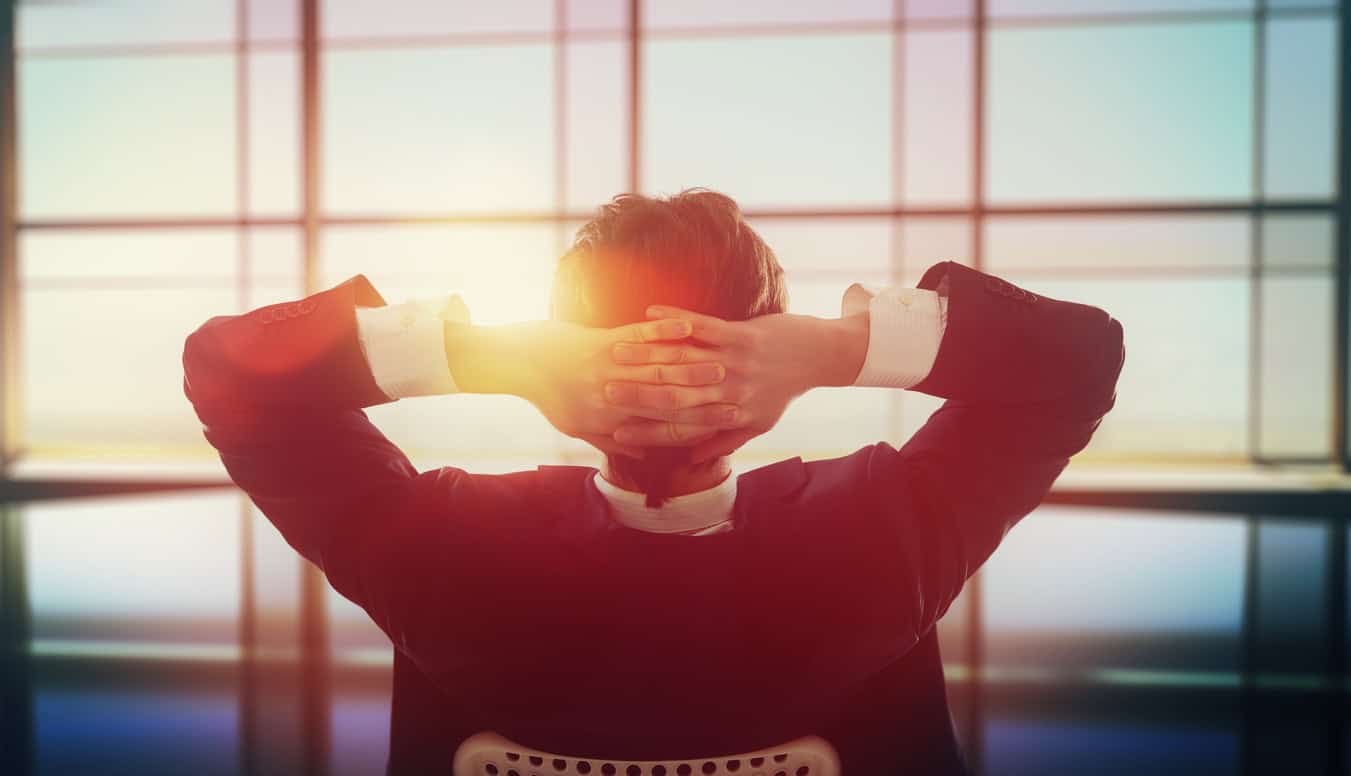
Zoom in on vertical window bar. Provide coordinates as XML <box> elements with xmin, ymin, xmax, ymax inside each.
<box><xmin>1333</xmin><ymin>3</ymin><xmax>1351</xmax><ymax>770</ymax></box>
<box><xmin>0</xmin><ymin>0</ymin><xmax>20</xmax><ymax>470</ymax></box>
<box><xmin>0</xmin><ymin>5</ymin><xmax>29</xmax><ymax>772</ymax></box>
<box><xmin>234</xmin><ymin>3</ymin><xmax>260</xmax><ymax>775</ymax></box>
<box><xmin>1250</xmin><ymin>4</ymin><xmax>1267</xmax><ymax>463</ymax></box>
<box><xmin>628</xmin><ymin>0</ymin><xmax>641</xmax><ymax>194</ymax></box>
<box><xmin>1239</xmin><ymin>517</ymin><xmax>1261</xmax><ymax>776</ymax></box>
<box><xmin>0</xmin><ymin>504</ymin><xmax>33</xmax><ymax>776</ymax></box>
<box><xmin>888</xmin><ymin>0</ymin><xmax>906</xmax><ymax>446</ymax></box>
<box><xmin>967</xmin><ymin>1</ymin><xmax>987</xmax><ymax>773</ymax></box>
<box><xmin>300</xmin><ymin>1</ymin><xmax>331</xmax><ymax>774</ymax></box>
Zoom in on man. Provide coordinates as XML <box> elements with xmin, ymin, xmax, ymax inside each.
<box><xmin>183</xmin><ymin>190</ymin><xmax>1123</xmax><ymax>774</ymax></box>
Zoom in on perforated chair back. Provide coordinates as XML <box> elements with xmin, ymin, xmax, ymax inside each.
<box><xmin>452</xmin><ymin>731</ymin><xmax>841</xmax><ymax>776</ymax></box>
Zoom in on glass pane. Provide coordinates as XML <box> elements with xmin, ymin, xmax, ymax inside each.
<box><xmin>36</xmin><ymin>687</ymin><xmax>240</xmax><ymax>776</ymax></box>
<box><xmin>1258</xmin><ymin>274</ymin><xmax>1333</xmax><ymax>458</ymax></box>
<box><xmin>643</xmin><ymin>0</ymin><xmax>892</xmax><ymax>28</ymax></box>
<box><xmin>20</xmin><ymin>230</ymin><xmax>241</xmax><ymax>455</ymax></box>
<box><xmin>743</xmin><ymin>385</ymin><xmax>896</xmax><ymax>462</ymax></box>
<box><xmin>899</xmin><ymin>217</ymin><xmax>973</xmax><ymax>285</ymax></box>
<box><xmin>902</xmin><ymin>29</ymin><xmax>973</xmax><ymax>205</ymax></box>
<box><xmin>989</xmin><ymin>0</ymin><xmax>1252</xmax><ymax>15</ymax></box>
<box><xmin>985</xmin><ymin>507</ymin><xmax>1246</xmax><ymax>672</ymax></box>
<box><xmin>323</xmin><ymin>46</ymin><xmax>554</xmax><ymax>214</ymax></box>
<box><xmin>1263</xmin><ymin>17</ymin><xmax>1337</xmax><ymax>200</ymax></box>
<box><xmin>985</xmin><ymin>215</ymin><xmax>1250</xmax><ymax>272</ymax></box>
<box><xmin>249</xmin><ymin>51</ymin><xmax>301</xmax><ymax>215</ymax></box>
<box><xmin>748</xmin><ymin>217</ymin><xmax>892</xmax><ymax>277</ymax></box>
<box><xmin>1263</xmin><ymin>213</ymin><xmax>1334</xmax><ymax>270</ymax></box>
<box><xmin>18</xmin><ymin>1</ymin><xmax>234</xmax><ymax>49</ymax></box>
<box><xmin>20</xmin><ymin>229</ymin><xmax>237</xmax><ymax>281</ymax></box>
<box><xmin>565</xmin><ymin>41</ymin><xmax>629</xmax><ymax>211</ymax></box>
<box><xmin>25</xmin><ymin>492</ymin><xmax>240</xmax><ymax>646</ymax></box>
<box><xmin>247</xmin><ymin>226</ymin><xmax>305</xmax><ymax>308</ymax></box>
<box><xmin>1255</xmin><ymin>521</ymin><xmax>1328</xmax><ymax>675</ymax></box>
<box><xmin>329</xmin><ymin>586</ymin><xmax>390</xmax><ymax>657</ymax></box>
<box><xmin>321</xmin><ymin>225</ymin><xmax>562</xmax><ymax>461</ymax></box>
<box><xmin>323</xmin><ymin>0</ymin><xmax>554</xmax><ymax>38</ymax></box>
<box><xmin>906</xmin><ymin>0</ymin><xmax>974</xmax><ymax>19</ymax></box>
<box><xmin>249</xmin><ymin>0</ymin><xmax>299</xmax><ymax>42</ymax></box>
<box><xmin>644</xmin><ymin>34</ymin><xmax>892</xmax><ymax>208</ymax></box>
<box><xmin>20</xmin><ymin>56</ymin><xmax>237</xmax><ymax>218</ymax></box>
<box><xmin>253</xmin><ymin>508</ymin><xmax>301</xmax><ymax>656</ymax></box>
<box><xmin>567</xmin><ymin>0</ymin><xmax>629</xmax><ymax>32</ymax></box>
<box><xmin>986</xmin><ymin>717</ymin><xmax>1239</xmax><ymax>776</ymax></box>
<box><xmin>321</xmin><ymin>224</ymin><xmax>558</xmax><ymax>323</ymax></box>
<box><xmin>1007</xmin><ymin>276</ymin><xmax>1250</xmax><ymax>458</ymax></box>
<box><xmin>987</xmin><ymin>22</ymin><xmax>1253</xmax><ymax>203</ymax></box>
<box><xmin>332</xmin><ymin>680</ymin><xmax>393</xmax><ymax>776</ymax></box>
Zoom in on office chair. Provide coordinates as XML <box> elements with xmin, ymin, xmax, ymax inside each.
<box><xmin>453</xmin><ymin>732</ymin><xmax>841</xmax><ymax>776</ymax></box>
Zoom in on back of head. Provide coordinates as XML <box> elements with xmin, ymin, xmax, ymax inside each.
<box><xmin>550</xmin><ymin>189</ymin><xmax>788</xmax><ymax>506</ymax></box>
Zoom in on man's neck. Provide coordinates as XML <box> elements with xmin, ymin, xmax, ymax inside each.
<box><xmin>600</xmin><ymin>456</ymin><xmax>733</xmax><ymax>497</ymax></box>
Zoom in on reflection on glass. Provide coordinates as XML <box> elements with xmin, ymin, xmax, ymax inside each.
<box><xmin>36</xmin><ymin>687</ymin><xmax>240</xmax><ymax>776</ymax></box>
<box><xmin>1262</xmin><ymin>213</ymin><xmax>1334</xmax><ymax>270</ymax></box>
<box><xmin>249</xmin><ymin>51</ymin><xmax>301</xmax><ymax>215</ymax></box>
<box><xmin>332</xmin><ymin>688</ymin><xmax>393</xmax><ymax>776</ymax></box>
<box><xmin>1010</xmin><ymin>276</ymin><xmax>1250</xmax><ymax>458</ymax></box>
<box><xmin>642</xmin><ymin>0</ymin><xmax>891</xmax><ymax>28</ymax></box>
<box><xmin>25</xmin><ymin>492</ymin><xmax>240</xmax><ymax>646</ymax></box>
<box><xmin>1263</xmin><ymin>17</ymin><xmax>1337</xmax><ymax>200</ymax></box>
<box><xmin>565</xmin><ymin>41</ymin><xmax>629</xmax><ymax>211</ymax></box>
<box><xmin>323</xmin><ymin>46</ymin><xmax>554</xmax><ymax>214</ymax></box>
<box><xmin>985</xmin><ymin>507</ymin><xmax>1246</xmax><ymax>672</ymax></box>
<box><xmin>985</xmin><ymin>215</ymin><xmax>1249</xmax><ymax>272</ymax></box>
<box><xmin>1258</xmin><ymin>275</ymin><xmax>1332</xmax><ymax>458</ymax></box>
<box><xmin>322</xmin><ymin>0</ymin><xmax>553</xmax><ymax>39</ymax></box>
<box><xmin>18</xmin><ymin>1</ymin><xmax>234</xmax><ymax>49</ymax></box>
<box><xmin>986</xmin><ymin>718</ymin><xmax>1238</xmax><ymax>776</ymax></box>
<box><xmin>644</xmin><ymin>34</ymin><xmax>892</xmax><ymax>207</ymax></box>
<box><xmin>20</xmin><ymin>55</ymin><xmax>237</xmax><ymax>218</ymax></box>
<box><xmin>902</xmin><ymin>29</ymin><xmax>973</xmax><ymax>205</ymax></box>
<box><xmin>987</xmin><ymin>22</ymin><xmax>1253</xmax><ymax>203</ymax></box>
<box><xmin>1255</xmin><ymin>520</ymin><xmax>1328</xmax><ymax>675</ymax></box>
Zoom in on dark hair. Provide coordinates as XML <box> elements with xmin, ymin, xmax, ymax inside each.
<box><xmin>550</xmin><ymin>189</ymin><xmax>788</xmax><ymax>506</ymax></box>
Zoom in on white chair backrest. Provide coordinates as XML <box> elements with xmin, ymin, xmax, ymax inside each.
<box><xmin>452</xmin><ymin>731</ymin><xmax>841</xmax><ymax>776</ymax></box>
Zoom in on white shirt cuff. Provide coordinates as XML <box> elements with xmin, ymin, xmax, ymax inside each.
<box><xmin>355</xmin><ymin>295</ymin><xmax>470</xmax><ymax>399</ymax></box>
<box><xmin>843</xmin><ymin>283</ymin><xmax>948</xmax><ymax>389</ymax></box>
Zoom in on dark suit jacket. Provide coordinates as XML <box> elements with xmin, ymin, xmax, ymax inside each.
<box><xmin>183</xmin><ymin>262</ymin><xmax>1124</xmax><ymax>775</ymax></box>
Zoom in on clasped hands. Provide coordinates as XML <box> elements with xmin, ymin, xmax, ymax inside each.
<box><xmin>477</xmin><ymin>306</ymin><xmax>868</xmax><ymax>463</ymax></box>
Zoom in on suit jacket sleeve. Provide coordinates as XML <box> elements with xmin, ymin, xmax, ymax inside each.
<box><xmin>182</xmin><ymin>275</ymin><xmax>487</xmax><ymax>674</ymax></box>
<box><xmin>841</xmin><ymin>261</ymin><xmax>1125</xmax><ymax>662</ymax></box>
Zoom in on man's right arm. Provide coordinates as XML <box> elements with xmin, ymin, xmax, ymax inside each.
<box><xmin>606</xmin><ymin>261</ymin><xmax>1124</xmax><ymax>661</ymax></box>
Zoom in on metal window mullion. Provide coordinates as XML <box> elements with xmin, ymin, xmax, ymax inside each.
<box><xmin>299</xmin><ymin>2</ymin><xmax>330</xmax><ymax>775</ymax></box>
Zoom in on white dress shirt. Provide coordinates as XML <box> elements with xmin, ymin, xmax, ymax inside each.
<box><xmin>354</xmin><ymin>283</ymin><xmax>949</xmax><ymax>536</ymax></box>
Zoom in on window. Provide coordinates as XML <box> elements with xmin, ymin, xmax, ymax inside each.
<box><xmin>6</xmin><ymin>2</ymin><xmax>1348</xmax><ymax>775</ymax></box>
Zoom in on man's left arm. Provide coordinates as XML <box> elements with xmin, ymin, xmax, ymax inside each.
<box><xmin>183</xmin><ymin>275</ymin><xmax>720</xmax><ymax>672</ymax></box>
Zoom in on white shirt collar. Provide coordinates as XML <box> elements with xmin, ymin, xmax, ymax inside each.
<box><xmin>592</xmin><ymin>471</ymin><xmax>738</xmax><ymax>536</ymax></box>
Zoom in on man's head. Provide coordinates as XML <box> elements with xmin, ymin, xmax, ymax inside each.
<box><xmin>550</xmin><ymin>189</ymin><xmax>787</xmax><ymax>506</ymax></box>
